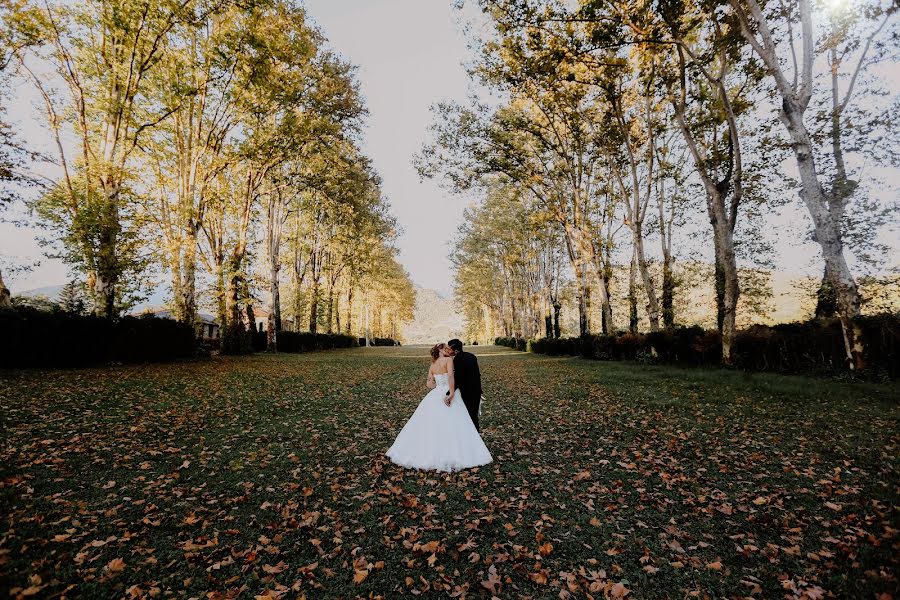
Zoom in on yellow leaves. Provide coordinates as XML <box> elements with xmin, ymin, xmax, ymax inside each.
<box><xmin>752</xmin><ymin>496</ymin><xmax>768</xmax><ymax>505</ymax></box>
<box><xmin>352</xmin><ymin>568</ymin><xmax>368</xmax><ymax>584</ymax></box>
<box><xmin>529</xmin><ymin>569</ymin><xmax>549</xmax><ymax>585</ymax></box>
<box><xmin>412</xmin><ymin>540</ymin><xmax>441</xmax><ymax>554</ymax></box>
<box><xmin>351</xmin><ymin>555</ymin><xmax>374</xmax><ymax>584</ymax></box>
<box><xmin>106</xmin><ymin>558</ymin><xmax>126</xmax><ymax>573</ymax></box>
<box><xmin>183</xmin><ymin>513</ymin><xmax>200</xmax><ymax>525</ymax></box>
<box><xmin>18</xmin><ymin>585</ymin><xmax>45</xmax><ymax>597</ymax></box>
<box><xmin>706</xmin><ymin>560</ymin><xmax>722</xmax><ymax>570</ymax></box>
<box><xmin>538</xmin><ymin>542</ymin><xmax>553</xmax><ymax>556</ymax></box>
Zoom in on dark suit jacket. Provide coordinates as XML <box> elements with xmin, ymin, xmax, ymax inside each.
<box><xmin>453</xmin><ymin>351</ymin><xmax>482</xmax><ymax>405</ymax></box>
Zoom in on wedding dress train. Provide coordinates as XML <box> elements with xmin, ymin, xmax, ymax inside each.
<box><xmin>386</xmin><ymin>373</ymin><xmax>492</xmax><ymax>472</ymax></box>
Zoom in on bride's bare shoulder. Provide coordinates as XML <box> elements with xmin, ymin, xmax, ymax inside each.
<box><xmin>431</xmin><ymin>356</ymin><xmax>452</xmax><ymax>373</ymax></box>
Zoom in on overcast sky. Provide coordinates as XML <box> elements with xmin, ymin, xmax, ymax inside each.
<box><xmin>1</xmin><ymin>0</ymin><xmax>896</xmax><ymax>298</ymax></box>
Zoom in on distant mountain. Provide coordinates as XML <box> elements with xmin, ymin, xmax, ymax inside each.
<box><xmin>17</xmin><ymin>283</ymin><xmax>169</xmax><ymax>311</ymax></box>
<box><xmin>17</xmin><ymin>284</ymin><xmax>65</xmax><ymax>300</ymax></box>
<box><xmin>401</xmin><ymin>286</ymin><xmax>465</xmax><ymax>345</ymax></box>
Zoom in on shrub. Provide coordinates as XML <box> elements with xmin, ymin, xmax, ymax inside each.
<box><xmin>588</xmin><ymin>335</ymin><xmax>616</xmax><ymax>360</ymax></box>
<box><xmin>528</xmin><ymin>337</ymin><xmax>580</xmax><ymax>356</ymax></box>
<box><xmin>519</xmin><ymin>315</ymin><xmax>897</xmax><ymax>379</ymax></box>
<box><xmin>858</xmin><ymin>313</ymin><xmax>900</xmax><ymax>379</ymax></box>
<box><xmin>495</xmin><ymin>337</ymin><xmax>517</xmax><ymax>349</ymax></box>
<box><xmin>222</xmin><ymin>322</ymin><xmax>253</xmax><ymax>355</ymax></box>
<box><xmin>256</xmin><ymin>331</ymin><xmax>358</xmax><ymax>352</ymax></box>
<box><xmin>613</xmin><ymin>333</ymin><xmax>644</xmax><ymax>361</ymax></box>
<box><xmin>0</xmin><ymin>306</ymin><xmax>195</xmax><ymax>368</ymax></box>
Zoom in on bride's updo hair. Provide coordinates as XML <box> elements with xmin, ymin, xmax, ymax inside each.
<box><xmin>430</xmin><ymin>343</ymin><xmax>445</xmax><ymax>362</ymax></box>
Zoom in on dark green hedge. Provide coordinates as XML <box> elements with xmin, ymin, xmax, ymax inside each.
<box><xmin>252</xmin><ymin>331</ymin><xmax>359</xmax><ymax>352</ymax></box>
<box><xmin>497</xmin><ymin>314</ymin><xmax>899</xmax><ymax>378</ymax></box>
<box><xmin>0</xmin><ymin>306</ymin><xmax>195</xmax><ymax>368</ymax></box>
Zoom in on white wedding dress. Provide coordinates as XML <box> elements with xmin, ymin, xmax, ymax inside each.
<box><xmin>386</xmin><ymin>373</ymin><xmax>493</xmax><ymax>472</ymax></box>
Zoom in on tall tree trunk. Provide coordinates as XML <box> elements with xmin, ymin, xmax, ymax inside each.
<box><xmin>308</xmin><ymin>246</ymin><xmax>319</xmax><ymax>334</ymax></box>
<box><xmin>213</xmin><ymin>254</ymin><xmax>226</xmax><ymax>328</ymax></box>
<box><xmin>729</xmin><ymin>0</ymin><xmax>865</xmax><ymax>369</ymax></box>
<box><xmin>181</xmin><ymin>227</ymin><xmax>198</xmax><ymax>327</ymax></box>
<box><xmin>814</xmin><ymin>267</ymin><xmax>837</xmax><ymax>318</ymax></box>
<box><xmin>94</xmin><ymin>191</ymin><xmax>120</xmax><ymax>318</ymax></box>
<box><xmin>335</xmin><ymin>291</ymin><xmax>341</xmax><ymax>333</ymax></box>
<box><xmin>325</xmin><ymin>282</ymin><xmax>334</xmax><ymax>334</ymax></box>
<box><xmin>553</xmin><ymin>301</ymin><xmax>561</xmax><ymax>338</ymax></box>
<box><xmin>544</xmin><ymin>293</ymin><xmax>553</xmax><ymax>338</ymax></box>
<box><xmin>564</xmin><ymin>230</ymin><xmax>590</xmax><ymax>335</ymax></box>
<box><xmin>661</xmin><ymin>257</ymin><xmax>674</xmax><ymax>328</ymax></box>
<box><xmin>631</xmin><ymin>227</ymin><xmax>660</xmax><ymax>331</ymax></box>
<box><xmin>711</xmin><ymin>215</ymin><xmax>739</xmax><ymax>363</ymax></box>
<box><xmin>227</xmin><ymin>259</ymin><xmax>243</xmax><ymax>328</ymax></box>
<box><xmin>589</xmin><ymin>254</ymin><xmax>614</xmax><ymax>334</ymax></box>
<box><xmin>603</xmin><ymin>242</ymin><xmax>615</xmax><ymax>333</ymax></box>
<box><xmin>308</xmin><ymin>286</ymin><xmax>319</xmax><ymax>334</ymax></box>
<box><xmin>628</xmin><ymin>250</ymin><xmax>639</xmax><ymax>334</ymax></box>
<box><xmin>266</xmin><ymin>257</ymin><xmax>279</xmax><ymax>352</ymax></box>
<box><xmin>345</xmin><ymin>285</ymin><xmax>354</xmax><ymax>335</ymax></box>
<box><xmin>781</xmin><ymin>106</ymin><xmax>863</xmax><ymax>369</ymax></box>
<box><xmin>658</xmin><ymin>202</ymin><xmax>675</xmax><ymax>328</ymax></box>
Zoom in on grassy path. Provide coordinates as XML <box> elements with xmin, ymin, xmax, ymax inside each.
<box><xmin>1</xmin><ymin>346</ymin><xmax>897</xmax><ymax>598</ymax></box>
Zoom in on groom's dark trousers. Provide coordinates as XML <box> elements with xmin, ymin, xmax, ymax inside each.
<box><xmin>454</xmin><ymin>350</ymin><xmax>483</xmax><ymax>432</ymax></box>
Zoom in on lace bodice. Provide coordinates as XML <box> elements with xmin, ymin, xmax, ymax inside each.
<box><xmin>433</xmin><ymin>373</ymin><xmax>450</xmax><ymax>388</ymax></box>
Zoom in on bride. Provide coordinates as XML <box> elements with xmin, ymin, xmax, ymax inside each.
<box><xmin>385</xmin><ymin>343</ymin><xmax>492</xmax><ymax>472</ymax></box>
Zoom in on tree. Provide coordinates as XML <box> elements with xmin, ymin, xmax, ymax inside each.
<box><xmin>58</xmin><ymin>279</ymin><xmax>86</xmax><ymax>314</ymax></box>
<box><xmin>5</xmin><ymin>0</ymin><xmax>204</xmax><ymax>317</ymax></box>
<box><xmin>726</xmin><ymin>0</ymin><xmax>896</xmax><ymax>369</ymax></box>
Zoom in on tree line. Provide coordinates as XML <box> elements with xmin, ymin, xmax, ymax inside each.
<box><xmin>1</xmin><ymin>0</ymin><xmax>415</xmax><ymax>350</ymax></box>
<box><xmin>418</xmin><ymin>0</ymin><xmax>897</xmax><ymax>369</ymax></box>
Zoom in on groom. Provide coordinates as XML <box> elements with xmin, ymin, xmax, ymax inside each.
<box><xmin>447</xmin><ymin>339</ymin><xmax>483</xmax><ymax>432</ymax></box>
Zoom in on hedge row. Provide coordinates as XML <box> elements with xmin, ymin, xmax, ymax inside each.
<box><xmin>497</xmin><ymin>314</ymin><xmax>899</xmax><ymax>378</ymax></box>
<box><xmin>0</xmin><ymin>306</ymin><xmax>195</xmax><ymax>368</ymax></box>
<box><xmin>251</xmin><ymin>331</ymin><xmax>359</xmax><ymax>352</ymax></box>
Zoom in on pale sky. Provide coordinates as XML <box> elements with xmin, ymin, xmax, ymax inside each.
<box><xmin>1</xmin><ymin>1</ymin><xmax>897</xmax><ymax>297</ymax></box>
<box><xmin>302</xmin><ymin>0</ymin><xmax>480</xmax><ymax>296</ymax></box>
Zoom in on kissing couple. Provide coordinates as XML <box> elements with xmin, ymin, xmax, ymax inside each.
<box><xmin>385</xmin><ymin>339</ymin><xmax>492</xmax><ymax>472</ymax></box>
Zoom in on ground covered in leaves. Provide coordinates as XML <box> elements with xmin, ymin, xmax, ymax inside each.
<box><xmin>1</xmin><ymin>346</ymin><xmax>898</xmax><ymax>599</ymax></box>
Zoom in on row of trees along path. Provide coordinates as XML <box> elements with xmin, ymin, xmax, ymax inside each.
<box><xmin>2</xmin><ymin>0</ymin><xmax>415</xmax><ymax>350</ymax></box>
<box><xmin>417</xmin><ymin>0</ymin><xmax>895</xmax><ymax>370</ymax></box>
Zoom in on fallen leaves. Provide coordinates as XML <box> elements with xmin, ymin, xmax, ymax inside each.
<box><xmin>105</xmin><ymin>558</ymin><xmax>126</xmax><ymax>573</ymax></box>
<box><xmin>1</xmin><ymin>346</ymin><xmax>897</xmax><ymax>598</ymax></box>
<box><xmin>480</xmin><ymin>565</ymin><xmax>501</xmax><ymax>594</ymax></box>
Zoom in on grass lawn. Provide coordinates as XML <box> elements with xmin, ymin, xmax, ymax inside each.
<box><xmin>1</xmin><ymin>346</ymin><xmax>898</xmax><ymax>599</ymax></box>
